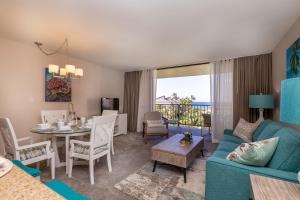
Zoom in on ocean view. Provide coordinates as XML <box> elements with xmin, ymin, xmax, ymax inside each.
<box><xmin>192</xmin><ymin>101</ymin><xmax>211</xmax><ymax>106</ymax></box>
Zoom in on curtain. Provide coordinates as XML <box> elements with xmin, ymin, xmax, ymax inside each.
<box><xmin>233</xmin><ymin>53</ymin><xmax>272</xmax><ymax>126</ymax></box>
<box><xmin>137</xmin><ymin>70</ymin><xmax>157</xmax><ymax>132</ymax></box>
<box><xmin>123</xmin><ymin>71</ymin><xmax>142</xmax><ymax>132</ymax></box>
<box><xmin>210</xmin><ymin>60</ymin><xmax>234</xmax><ymax>143</ymax></box>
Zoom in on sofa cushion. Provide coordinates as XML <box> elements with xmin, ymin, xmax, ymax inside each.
<box><xmin>46</xmin><ymin>180</ymin><xmax>90</xmax><ymax>200</ymax></box>
<box><xmin>217</xmin><ymin>141</ymin><xmax>240</xmax><ymax>152</ymax></box>
<box><xmin>255</xmin><ymin>121</ymin><xmax>282</xmax><ymax>141</ymax></box>
<box><xmin>226</xmin><ymin>137</ymin><xmax>279</xmax><ymax>166</ymax></box>
<box><xmin>221</xmin><ymin>134</ymin><xmax>245</xmax><ymax>144</ymax></box>
<box><xmin>252</xmin><ymin>119</ymin><xmax>273</xmax><ymax>141</ymax></box>
<box><xmin>268</xmin><ymin>128</ymin><xmax>300</xmax><ymax>172</ymax></box>
<box><xmin>233</xmin><ymin>118</ymin><xmax>258</xmax><ymax>142</ymax></box>
<box><xmin>212</xmin><ymin>150</ymin><xmax>229</xmax><ymax>159</ymax></box>
<box><xmin>224</xmin><ymin>129</ymin><xmax>234</xmax><ymax>136</ymax></box>
<box><xmin>12</xmin><ymin>160</ymin><xmax>41</xmax><ymax>177</ymax></box>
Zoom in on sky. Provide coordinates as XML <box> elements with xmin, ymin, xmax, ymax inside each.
<box><xmin>156</xmin><ymin>75</ymin><xmax>211</xmax><ymax>102</ymax></box>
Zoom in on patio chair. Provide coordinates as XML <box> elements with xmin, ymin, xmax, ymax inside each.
<box><xmin>143</xmin><ymin>111</ymin><xmax>169</xmax><ymax>143</ymax></box>
<box><xmin>0</xmin><ymin>117</ymin><xmax>55</xmax><ymax>179</ymax></box>
<box><xmin>201</xmin><ymin>113</ymin><xmax>211</xmax><ymax>136</ymax></box>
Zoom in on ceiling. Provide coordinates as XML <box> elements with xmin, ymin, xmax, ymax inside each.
<box><xmin>0</xmin><ymin>0</ymin><xmax>300</xmax><ymax>71</ymax></box>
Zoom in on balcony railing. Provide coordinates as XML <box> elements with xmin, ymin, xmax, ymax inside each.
<box><xmin>155</xmin><ymin>103</ymin><xmax>211</xmax><ymax>127</ymax></box>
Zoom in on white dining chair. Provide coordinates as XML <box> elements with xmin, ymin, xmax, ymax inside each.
<box><xmin>102</xmin><ymin>110</ymin><xmax>118</xmax><ymax>155</ymax></box>
<box><xmin>41</xmin><ymin>110</ymin><xmax>67</xmax><ymax>167</ymax></box>
<box><xmin>68</xmin><ymin>115</ymin><xmax>116</xmax><ymax>184</ymax></box>
<box><xmin>41</xmin><ymin>110</ymin><xmax>68</xmax><ymax>125</ymax></box>
<box><xmin>102</xmin><ymin>110</ymin><xmax>118</xmax><ymax>116</ymax></box>
<box><xmin>0</xmin><ymin>118</ymin><xmax>55</xmax><ymax>179</ymax></box>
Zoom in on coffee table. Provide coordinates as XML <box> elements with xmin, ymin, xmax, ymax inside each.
<box><xmin>151</xmin><ymin>134</ymin><xmax>204</xmax><ymax>183</ymax></box>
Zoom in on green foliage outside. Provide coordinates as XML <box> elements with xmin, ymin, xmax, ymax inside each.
<box><xmin>156</xmin><ymin>93</ymin><xmax>210</xmax><ymax>127</ymax></box>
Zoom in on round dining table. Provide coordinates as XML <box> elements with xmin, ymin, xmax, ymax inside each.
<box><xmin>30</xmin><ymin>126</ymin><xmax>91</xmax><ymax>174</ymax></box>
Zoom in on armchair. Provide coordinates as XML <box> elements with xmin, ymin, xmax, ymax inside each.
<box><xmin>143</xmin><ymin>111</ymin><xmax>168</xmax><ymax>143</ymax></box>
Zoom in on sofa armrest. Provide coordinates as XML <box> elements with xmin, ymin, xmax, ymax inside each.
<box><xmin>207</xmin><ymin>156</ymin><xmax>298</xmax><ymax>182</ymax></box>
<box><xmin>205</xmin><ymin>156</ymin><xmax>298</xmax><ymax>200</ymax></box>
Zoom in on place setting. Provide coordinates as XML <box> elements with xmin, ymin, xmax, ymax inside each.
<box><xmin>0</xmin><ymin>156</ymin><xmax>13</xmax><ymax>178</ymax></box>
<box><xmin>31</xmin><ymin>116</ymin><xmax>92</xmax><ymax>134</ymax></box>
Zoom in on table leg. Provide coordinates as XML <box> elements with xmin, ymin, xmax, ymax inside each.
<box><xmin>183</xmin><ymin>168</ymin><xmax>187</xmax><ymax>183</ymax></box>
<box><xmin>52</xmin><ymin>136</ymin><xmax>61</xmax><ymax>168</ymax></box>
<box><xmin>65</xmin><ymin>136</ymin><xmax>70</xmax><ymax>174</ymax></box>
<box><xmin>152</xmin><ymin>161</ymin><xmax>157</xmax><ymax>172</ymax></box>
<box><xmin>201</xmin><ymin>149</ymin><xmax>204</xmax><ymax>157</ymax></box>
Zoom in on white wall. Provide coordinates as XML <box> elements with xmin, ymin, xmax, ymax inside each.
<box><xmin>0</xmin><ymin>37</ymin><xmax>124</xmax><ymax>147</ymax></box>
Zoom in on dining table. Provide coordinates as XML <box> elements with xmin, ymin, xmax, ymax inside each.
<box><xmin>30</xmin><ymin>126</ymin><xmax>91</xmax><ymax>174</ymax></box>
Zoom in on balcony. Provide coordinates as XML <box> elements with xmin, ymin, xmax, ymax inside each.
<box><xmin>155</xmin><ymin>103</ymin><xmax>211</xmax><ymax>127</ymax></box>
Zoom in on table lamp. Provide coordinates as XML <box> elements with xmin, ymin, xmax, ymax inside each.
<box><xmin>249</xmin><ymin>94</ymin><xmax>274</xmax><ymax>121</ymax></box>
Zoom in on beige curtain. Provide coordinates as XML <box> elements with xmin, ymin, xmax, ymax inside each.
<box><xmin>123</xmin><ymin>71</ymin><xmax>142</xmax><ymax>132</ymax></box>
<box><xmin>233</xmin><ymin>53</ymin><xmax>272</xmax><ymax>127</ymax></box>
<box><xmin>210</xmin><ymin>60</ymin><xmax>234</xmax><ymax>143</ymax></box>
<box><xmin>137</xmin><ymin>69</ymin><xmax>157</xmax><ymax>132</ymax></box>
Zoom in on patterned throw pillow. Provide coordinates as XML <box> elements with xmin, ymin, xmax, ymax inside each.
<box><xmin>233</xmin><ymin>118</ymin><xmax>259</xmax><ymax>142</ymax></box>
<box><xmin>226</xmin><ymin>137</ymin><xmax>279</xmax><ymax>166</ymax></box>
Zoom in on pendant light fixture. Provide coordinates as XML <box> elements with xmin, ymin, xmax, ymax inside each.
<box><xmin>34</xmin><ymin>38</ymin><xmax>83</xmax><ymax>79</ymax></box>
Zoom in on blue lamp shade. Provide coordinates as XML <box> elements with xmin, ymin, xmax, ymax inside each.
<box><xmin>280</xmin><ymin>78</ymin><xmax>300</xmax><ymax>124</ymax></box>
<box><xmin>249</xmin><ymin>95</ymin><xmax>274</xmax><ymax>109</ymax></box>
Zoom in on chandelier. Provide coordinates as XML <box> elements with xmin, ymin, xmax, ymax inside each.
<box><xmin>34</xmin><ymin>38</ymin><xmax>83</xmax><ymax>79</ymax></box>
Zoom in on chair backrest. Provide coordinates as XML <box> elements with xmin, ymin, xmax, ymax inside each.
<box><xmin>144</xmin><ymin>112</ymin><xmax>162</xmax><ymax>121</ymax></box>
<box><xmin>102</xmin><ymin>110</ymin><xmax>118</xmax><ymax>116</ymax></box>
<box><xmin>0</xmin><ymin>118</ymin><xmax>18</xmax><ymax>158</ymax></box>
<box><xmin>90</xmin><ymin>115</ymin><xmax>117</xmax><ymax>149</ymax></box>
<box><xmin>41</xmin><ymin>110</ymin><xmax>67</xmax><ymax>125</ymax></box>
<box><xmin>202</xmin><ymin>114</ymin><xmax>211</xmax><ymax>126</ymax></box>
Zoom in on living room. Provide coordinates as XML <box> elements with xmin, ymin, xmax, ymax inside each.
<box><xmin>0</xmin><ymin>1</ymin><xmax>300</xmax><ymax>200</ymax></box>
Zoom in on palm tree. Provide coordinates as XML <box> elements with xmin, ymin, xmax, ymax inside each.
<box><xmin>290</xmin><ymin>39</ymin><xmax>300</xmax><ymax>75</ymax></box>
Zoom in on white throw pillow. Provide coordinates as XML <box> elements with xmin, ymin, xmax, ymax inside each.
<box><xmin>226</xmin><ymin>137</ymin><xmax>279</xmax><ymax>166</ymax></box>
<box><xmin>147</xmin><ymin>120</ymin><xmax>164</xmax><ymax>128</ymax></box>
<box><xmin>233</xmin><ymin>118</ymin><xmax>258</xmax><ymax>142</ymax></box>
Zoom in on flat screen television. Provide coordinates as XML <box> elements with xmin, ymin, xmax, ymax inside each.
<box><xmin>101</xmin><ymin>97</ymin><xmax>119</xmax><ymax>113</ymax></box>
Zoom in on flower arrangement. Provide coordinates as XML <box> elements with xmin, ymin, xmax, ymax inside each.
<box><xmin>180</xmin><ymin>132</ymin><xmax>193</xmax><ymax>145</ymax></box>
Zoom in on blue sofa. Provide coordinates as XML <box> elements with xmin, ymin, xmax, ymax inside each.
<box><xmin>205</xmin><ymin>120</ymin><xmax>300</xmax><ymax>200</ymax></box>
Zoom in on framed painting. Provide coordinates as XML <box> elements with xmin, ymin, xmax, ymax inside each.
<box><xmin>45</xmin><ymin>68</ymin><xmax>71</xmax><ymax>102</ymax></box>
<box><xmin>286</xmin><ymin>37</ymin><xmax>300</xmax><ymax>79</ymax></box>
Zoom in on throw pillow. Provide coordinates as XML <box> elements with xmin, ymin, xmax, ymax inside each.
<box><xmin>226</xmin><ymin>137</ymin><xmax>279</xmax><ymax>166</ymax></box>
<box><xmin>233</xmin><ymin>118</ymin><xmax>259</xmax><ymax>142</ymax></box>
<box><xmin>147</xmin><ymin>120</ymin><xmax>164</xmax><ymax>128</ymax></box>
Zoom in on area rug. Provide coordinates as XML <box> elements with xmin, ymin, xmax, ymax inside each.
<box><xmin>114</xmin><ymin>159</ymin><xmax>206</xmax><ymax>200</ymax></box>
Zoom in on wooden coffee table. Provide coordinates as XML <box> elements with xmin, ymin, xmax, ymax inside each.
<box><xmin>151</xmin><ymin>134</ymin><xmax>204</xmax><ymax>183</ymax></box>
